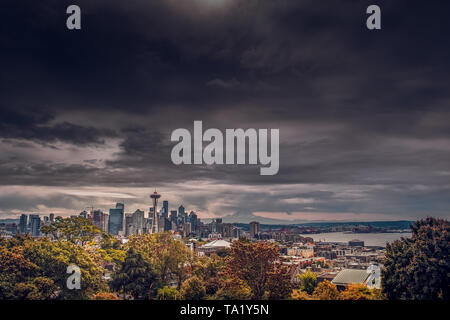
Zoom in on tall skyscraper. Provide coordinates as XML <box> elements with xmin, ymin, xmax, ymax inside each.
<box><xmin>170</xmin><ymin>210</ymin><xmax>177</xmax><ymax>223</ymax></box>
<box><xmin>178</xmin><ymin>205</ymin><xmax>186</xmax><ymax>225</ymax></box>
<box><xmin>189</xmin><ymin>211</ymin><xmax>198</xmax><ymax>231</ymax></box>
<box><xmin>49</xmin><ymin>213</ymin><xmax>55</xmax><ymax>223</ymax></box>
<box><xmin>125</xmin><ymin>214</ymin><xmax>134</xmax><ymax>236</ymax></box>
<box><xmin>150</xmin><ymin>191</ymin><xmax>161</xmax><ymax>234</ymax></box>
<box><xmin>162</xmin><ymin>200</ymin><xmax>169</xmax><ymax>219</ymax></box>
<box><xmin>163</xmin><ymin>217</ymin><xmax>172</xmax><ymax>232</ymax></box>
<box><xmin>103</xmin><ymin>213</ymin><xmax>109</xmax><ymax>233</ymax></box>
<box><xmin>184</xmin><ymin>222</ymin><xmax>192</xmax><ymax>235</ymax></box>
<box><xmin>19</xmin><ymin>214</ymin><xmax>28</xmax><ymax>235</ymax></box>
<box><xmin>108</xmin><ymin>203</ymin><xmax>125</xmax><ymax>235</ymax></box>
<box><xmin>222</xmin><ymin>223</ymin><xmax>233</xmax><ymax>238</ymax></box>
<box><xmin>249</xmin><ymin>221</ymin><xmax>260</xmax><ymax>239</ymax></box>
<box><xmin>93</xmin><ymin>210</ymin><xmax>107</xmax><ymax>232</ymax></box>
<box><xmin>132</xmin><ymin>209</ymin><xmax>145</xmax><ymax>235</ymax></box>
<box><xmin>29</xmin><ymin>214</ymin><xmax>41</xmax><ymax>237</ymax></box>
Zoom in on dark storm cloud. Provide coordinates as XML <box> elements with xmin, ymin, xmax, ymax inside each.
<box><xmin>1</xmin><ymin>0</ymin><xmax>450</xmax><ymax>219</ymax></box>
<box><xmin>0</xmin><ymin>107</ymin><xmax>117</xmax><ymax>145</ymax></box>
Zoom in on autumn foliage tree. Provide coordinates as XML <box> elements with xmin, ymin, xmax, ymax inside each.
<box><xmin>340</xmin><ymin>284</ymin><xmax>378</xmax><ymax>300</ymax></box>
<box><xmin>180</xmin><ymin>276</ymin><xmax>206</xmax><ymax>300</ymax></box>
<box><xmin>382</xmin><ymin>217</ymin><xmax>449</xmax><ymax>300</ymax></box>
<box><xmin>214</xmin><ymin>278</ymin><xmax>252</xmax><ymax>300</ymax></box>
<box><xmin>291</xmin><ymin>289</ymin><xmax>312</xmax><ymax>300</ymax></box>
<box><xmin>93</xmin><ymin>292</ymin><xmax>119</xmax><ymax>300</ymax></box>
<box><xmin>312</xmin><ymin>280</ymin><xmax>340</xmax><ymax>300</ymax></box>
<box><xmin>225</xmin><ymin>240</ymin><xmax>291</xmax><ymax>300</ymax></box>
<box><xmin>0</xmin><ymin>245</ymin><xmax>39</xmax><ymax>299</ymax></box>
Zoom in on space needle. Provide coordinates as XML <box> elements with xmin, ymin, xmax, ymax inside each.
<box><xmin>150</xmin><ymin>190</ymin><xmax>161</xmax><ymax>234</ymax></box>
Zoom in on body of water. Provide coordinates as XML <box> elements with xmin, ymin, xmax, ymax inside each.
<box><xmin>300</xmin><ymin>232</ymin><xmax>412</xmax><ymax>247</ymax></box>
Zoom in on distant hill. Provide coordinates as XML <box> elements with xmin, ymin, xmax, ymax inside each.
<box><xmin>221</xmin><ymin>211</ymin><xmax>310</xmax><ymax>225</ymax></box>
<box><xmin>221</xmin><ymin>212</ymin><xmax>413</xmax><ymax>229</ymax></box>
<box><xmin>0</xmin><ymin>219</ymin><xmax>20</xmax><ymax>224</ymax></box>
<box><xmin>232</xmin><ymin>220</ymin><xmax>413</xmax><ymax>231</ymax></box>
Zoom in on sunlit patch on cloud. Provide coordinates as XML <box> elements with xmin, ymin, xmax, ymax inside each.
<box><xmin>59</xmin><ymin>189</ymin><xmax>137</xmax><ymax>199</ymax></box>
<box><xmin>282</xmin><ymin>198</ymin><xmax>316</xmax><ymax>204</ymax></box>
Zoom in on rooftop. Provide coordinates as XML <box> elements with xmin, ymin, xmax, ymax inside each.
<box><xmin>331</xmin><ymin>269</ymin><xmax>370</xmax><ymax>286</ymax></box>
<box><xmin>200</xmin><ymin>239</ymin><xmax>231</xmax><ymax>248</ymax></box>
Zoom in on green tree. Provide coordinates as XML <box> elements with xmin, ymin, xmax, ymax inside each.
<box><xmin>97</xmin><ymin>248</ymin><xmax>126</xmax><ymax>265</ymax></box>
<box><xmin>297</xmin><ymin>270</ymin><xmax>317</xmax><ymax>295</ymax></box>
<box><xmin>22</xmin><ymin>238</ymin><xmax>107</xmax><ymax>299</ymax></box>
<box><xmin>111</xmin><ymin>248</ymin><xmax>160</xmax><ymax>299</ymax></box>
<box><xmin>126</xmin><ymin>233</ymin><xmax>192</xmax><ymax>288</ymax></box>
<box><xmin>192</xmin><ymin>254</ymin><xmax>226</xmax><ymax>281</ymax></box>
<box><xmin>190</xmin><ymin>254</ymin><xmax>226</xmax><ymax>297</ymax></box>
<box><xmin>204</xmin><ymin>277</ymin><xmax>222</xmax><ymax>296</ymax></box>
<box><xmin>1</xmin><ymin>236</ymin><xmax>106</xmax><ymax>300</ymax></box>
<box><xmin>41</xmin><ymin>216</ymin><xmax>101</xmax><ymax>246</ymax></box>
<box><xmin>180</xmin><ymin>276</ymin><xmax>206</xmax><ymax>300</ymax></box>
<box><xmin>156</xmin><ymin>286</ymin><xmax>181</xmax><ymax>300</ymax></box>
<box><xmin>14</xmin><ymin>277</ymin><xmax>58</xmax><ymax>300</ymax></box>
<box><xmin>100</xmin><ymin>233</ymin><xmax>121</xmax><ymax>250</ymax></box>
<box><xmin>382</xmin><ymin>217</ymin><xmax>449</xmax><ymax>300</ymax></box>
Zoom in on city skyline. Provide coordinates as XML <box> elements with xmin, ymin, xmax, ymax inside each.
<box><xmin>1</xmin><ymin>1</ymin><xmax>450</xmax><ymax>223</ymax></box>
<box><xmin>0</xmin><ymin>189</ymin><xmax>427</xmax><ymax>225</ymax></box>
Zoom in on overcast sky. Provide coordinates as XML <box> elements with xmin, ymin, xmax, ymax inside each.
<box><xmin>1</xmin><ymin>0</ymin><xmax>450</xmax><ymax>223</ymax></box>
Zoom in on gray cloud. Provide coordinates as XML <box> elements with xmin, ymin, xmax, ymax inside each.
<box><xmin>0</xmin><ymin>0</ymin><xmax>449</xmax><ymax>221</ymax></box>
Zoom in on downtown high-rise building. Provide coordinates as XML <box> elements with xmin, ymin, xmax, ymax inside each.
<box><xmin>19</xmin><ymin>214</ymin><xmax>28</xmax><ymax>235</ymax></box>
<box><xmin>125</xmin><ymin>214</ymin><xmax>134</xmax><ymax>236</ymax></box>
<box><xmin>108</xmin><ymin>203</ymin><xmax>125</xmax><ymax>236</ymax></box>
<box><xmin>170</xmin><ymin>210</ymin><xmax>177</xmax><ymax>223</ymax></box>
<box><xmin>132</xmin><ymin>209</ymin><xmax>145</xmax><ymax>235</ymax></box>
<box><xmin>178</xmin><ymin>205</ymin><xmax>186</xmax><ymax>225</ymax></box>
<box><xmin>92</xmin><ymin>210</ymin><xmax>108</xmax><ymax>232</ymax></box>
<box><xmin>249</xmin><ymin>221</ymin><xmax>260</xmax><ymax>239</ymax></box>
<box><xmin>189</xmin><ymin>211</ymin><xmax>198</xmax><ymax>230</ymax></box>
<box><xmin>29</xmin><ymin>214</ymin><xmax>41</xmax><ymax>237</ymax></box>
<box><xmin>162</xmin><ymin>200</ymin><xmax>169</xmax><ymax>219</ymax></box>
